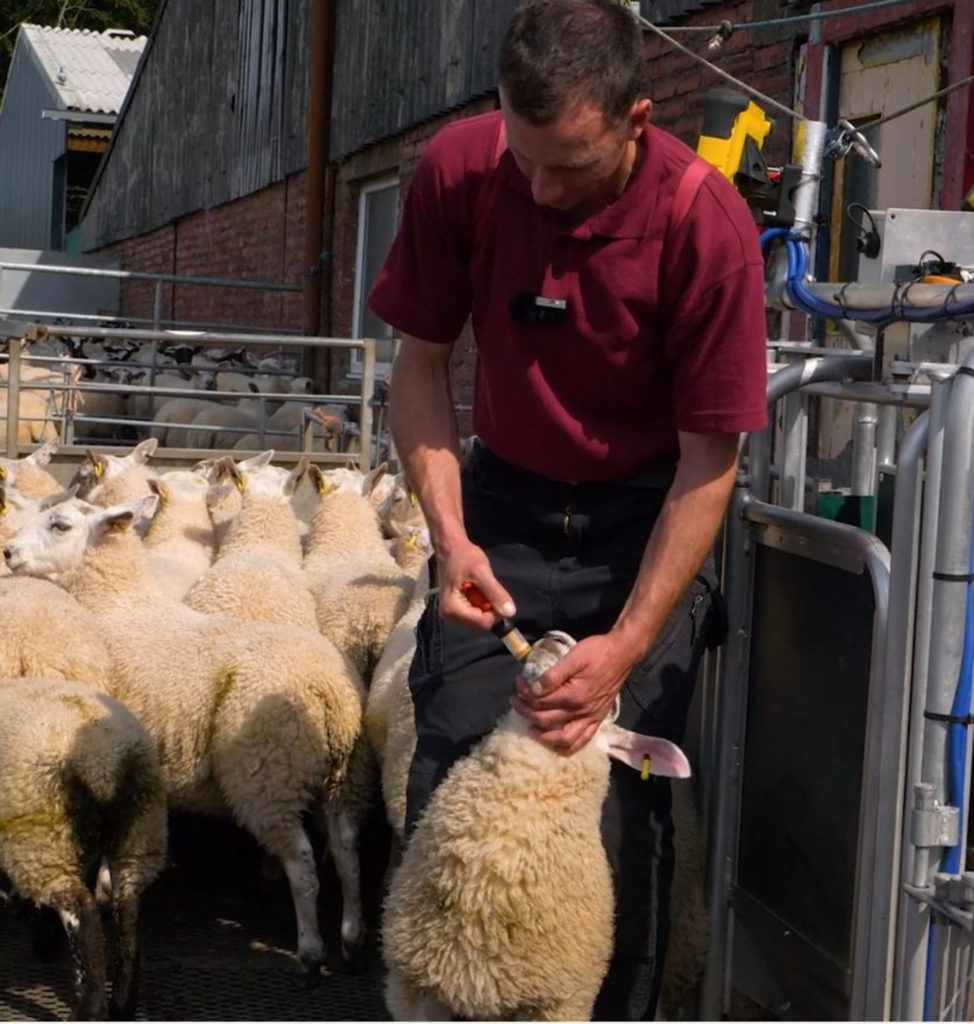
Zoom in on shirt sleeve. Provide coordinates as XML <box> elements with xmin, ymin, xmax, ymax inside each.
<box><xmin>367</xmin><ymin>128</ymin><xmax>474</xmax><ymax>345</ymax></box>
<box><xmin>663</xmin><ymin>175</ymin><xmax>769</xmax><ymax>434</ymax></box>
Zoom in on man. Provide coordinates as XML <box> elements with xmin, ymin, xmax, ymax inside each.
<box><xmin>368</xmin><ymin>0</ymin><xmax>767</xmax><ymax>1017</ymax></box>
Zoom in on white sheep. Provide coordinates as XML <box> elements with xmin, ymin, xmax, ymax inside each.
<box><xmin>70</xmin><ymin>438</ymin><xmax>158</xmax><ymax>506</ymax></box>
<box><xmin>363</xmin><ymin>559</ymin><xmax>430</xmax><ymax>843</ymax></box>
<box><xmin>382</xmin><ymin>630</ymin><xmax>691</xmax><ymax>1021</ymax></box>
<box><xmin>0</xmin><ymin>438</ymin><xmax>61</xmax><ymax>498</ymax></box>
<box><xmin>184</xmin><ymin>456</ymin><xmax>318</xmax><ymax>630</ymax></box>
<box><xmin>148</xmin><ymin>394</ymin><xmax>222</xmax><ymax>448</ymax></box>
<box><xmin>142</xmin><ymin>468</ymin><xmax>218</xmax><ymax>600</ymax></box>
<box><xmin>0</xmin><ymin>574</ymin><xmax>113</xmax><ymax>688</ymax></box>
<box><xmin>303</xmin><ymin>464</ymin><xmax>413</xmax><ymax>680</ymax></box>
<box><xmin>0</xmin><ymin>677</ymin><xmax>167</xmax><ymax>1020</ymax></box>
<box><xmin>4</xmin><ymin>494</ymin><xmax>373</xmax><ymax>975</ymax></box>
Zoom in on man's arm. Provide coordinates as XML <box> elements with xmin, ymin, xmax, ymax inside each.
<box><xmin>512</xmin><ymin>429</ymin><xmax>740</xmax><ymax>754</ymax></box>
<box><xmin>389</xmin><ymin>334</ymin><xmax>516</xmax><ymax>626</ymax></box>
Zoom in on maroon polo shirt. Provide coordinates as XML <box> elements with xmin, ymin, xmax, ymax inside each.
<box><xmin>369</xmin><ymin>110</ymin><xmax>768</xmax><ymax>482</ymax></box>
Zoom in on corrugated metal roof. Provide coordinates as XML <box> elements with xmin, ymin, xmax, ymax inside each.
<box><xmin>19</xmin><ymin>24</ymin><xmax>146</xmax><ymax>115</ymax></box>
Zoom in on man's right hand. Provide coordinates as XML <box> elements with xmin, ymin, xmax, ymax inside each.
<box><xmin>436</xmin><ymin>539</ymin><xmax>516</xmax><ymax>630</ymax></box>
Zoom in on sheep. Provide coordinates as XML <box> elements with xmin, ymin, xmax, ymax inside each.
<box><xmin>148</xmin><ymin>394</ymin><xmax>222</xmax><ymax>448</ymax></box>
<box><xmin>0</xmin><ymin>677</ymin><xmax>167</xmax><ymax>1020</ymax></box>
<box><xmin>382</xmin><ymin>630</ymin><xmax>691</xmax><ymax>1022</ymax></box>
<box><xmin>142</xmin><ymin>468</ymin><xmax>217</xmax><ymax>600</ymax></box>
<box><xmin>4</xmin><ymin>494</ymin><xmax>373</xmax><ymax>975</ymax></box>
<box><xmin>0</xmin><ymin>438</ymin><xmax>61</xmax><ymax>498</ymax></box>
<box><xmin>233</xmin><ymin>403</ymin><xmax>347</xmax><ymax>453</ymax></box>
<box><xmin>0</xmin><ymin>359</ymin><xmax>64</xmax><ymax>443</ymax></box>
<box><xmin>303</xmin><ymin>464</ymin><xmax>413</xmax><ymax>680</ymax></box>
<box><xmin>184</xmin><ymin>456</ymin><xmax>318</xmax><ymax>630</ymax></box>
<box><xmin>363</xmin><ymin>559</ymin><xmax>430</xmax><ymax>844</ymax></box>
<box><xmin>385</xmin><ymin>519</ymin><xmax>431</xmax><ymax>576</ymax></box>
<box><xmin>0</xmin><ymin>575</ymin><xmax>113</xmax><ymax>689</ymax></box>
<box><xmin>69</xmin><ymin>438</ymin><xmax>158</xmax><ymax>507</ymax></box>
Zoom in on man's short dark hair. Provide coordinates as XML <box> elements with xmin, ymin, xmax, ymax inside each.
<box><xmin>498</xmin><ymin>0</ymin><xmax>646</xmax><ymax>125</ymax></box>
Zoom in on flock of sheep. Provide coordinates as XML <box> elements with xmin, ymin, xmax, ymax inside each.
<box><xmin>0</xmin><ymin>431</ymin><xmax>707</xmax><ymax>1020</ymax></box>
<box><xmin>0</xmin><ymin>336</ymin><xmax>362</xmax><ymax>455</ymax></box>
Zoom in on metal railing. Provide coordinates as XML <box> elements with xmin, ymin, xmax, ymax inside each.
<box><xmin>0</xmin><ymin>319</ymin><xmax>381</xmax><ymax>469</ymax></box>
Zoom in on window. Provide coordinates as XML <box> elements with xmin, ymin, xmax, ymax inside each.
<box><xmin>351</xmin><ymin>176</ymin><xmax>399</xmax><ymax>377</ymax></box>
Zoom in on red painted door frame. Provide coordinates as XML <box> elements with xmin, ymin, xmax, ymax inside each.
<box><xmin>803</xmin><ymin>0</ymin><xmax>973</xmax><ymax>208</ymax></box>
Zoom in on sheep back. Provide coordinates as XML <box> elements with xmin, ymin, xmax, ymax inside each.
<box><xmin>0</xmin><ymin>678</ymin><xmax>167</xmax><ymax>905</ymax></box>
<box><xmin>383</xmin><ymin>713</ymin><xmax>613</xmax><ymax>1020</ymax></box>
<box><xmin>0</xmin><ymin>577</ymin><xmax>112</xmax><ymax>689</ymax></box>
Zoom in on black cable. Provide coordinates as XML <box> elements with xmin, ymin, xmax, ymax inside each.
<box><xmin>846</xmin><ymin>203</ymin><xmax>880</xmax><ymax>258</ymax></box>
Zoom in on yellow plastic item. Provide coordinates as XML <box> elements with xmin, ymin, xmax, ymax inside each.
<box><xmin>697</xmin><ymin>89</ymin><xmax>772</xmax><ymax>182</ymax></box>
<box><xmin>640</xmin><ymin>754</ymin><xmax>651</xmax><ymax>781</ymax></box>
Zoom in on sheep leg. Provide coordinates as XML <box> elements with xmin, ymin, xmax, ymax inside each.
<box><xmin>107</xmin><ymin>880</ymin><xmax>141</xmax><ymax>1020</ymax></box>
<box><xmin>323</xmin><ymin>808</ymin><xmax>364</xmax><ymax>960</ymax></box>
<box><xmin>54</xmin><ymin>887</ymin><xmax>108</xmax><ymax>1021</ymax></box>
<box><xmin>269</xmin><ymin>825</ymin><xmax>325</xmax><ymax>976</ymax></box>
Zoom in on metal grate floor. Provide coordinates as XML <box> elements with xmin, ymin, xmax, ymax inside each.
<box><xmin>0</xmin><ymin>814</ymin><xmax>391</xmax><ymax>1021</ymax></box>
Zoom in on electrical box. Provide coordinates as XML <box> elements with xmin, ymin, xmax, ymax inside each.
<box><xmin>856</xmin><ymin>208</ymin><xmax>974</xmax><ymax>363</ymax></box>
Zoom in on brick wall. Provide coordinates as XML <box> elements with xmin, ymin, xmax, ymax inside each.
<box><xmin>644</xmin><ymin>0</ymin><xmax>797</xmax><ymax>168</ymax></box>
<box><xmin>97</xmin><ymin>174</ymin><xmax>307</xmax><ymax>334</ymax></box>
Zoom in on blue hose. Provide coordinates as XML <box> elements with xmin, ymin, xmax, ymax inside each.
<box><xmin>758</xmin><ymin>232</ymin><xmax>974</xmax><ymax>323</ymax></box>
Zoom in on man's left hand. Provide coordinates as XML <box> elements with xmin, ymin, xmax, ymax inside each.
<box><xmin>510</xmin><ymin>632</ymin><xmax>642</xmax><ymax>755</ymax></box>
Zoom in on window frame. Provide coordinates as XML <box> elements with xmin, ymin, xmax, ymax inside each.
<box><xmin>350</xmin><ymin>174</ymin><xmax>400</xmax><ymax>379</ymax></box>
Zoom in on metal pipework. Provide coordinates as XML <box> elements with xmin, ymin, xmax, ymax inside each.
<box><xmin>792</xmin><ymin>119</ymin><xmax>828</xmax><ymax>238</ymax></box>
<box><xmin>857</xmin><ymin>410</ymin><xmax>927</xmax><ymax>1019</ymax></box>
<box><xmin>894</xmin><ymin>376</ymin><xmax>949</xmax><ymax>1021</ymax></box>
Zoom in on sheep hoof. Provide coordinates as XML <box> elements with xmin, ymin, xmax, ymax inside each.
<box><xmin>298</xmin><ymin>955</ymin><xmax>323</xmax><ymax>988</ymax></box>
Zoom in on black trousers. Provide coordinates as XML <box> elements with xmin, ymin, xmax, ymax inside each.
<box><xmin>405</xmin><ymin>442</ymin><xmax>723</xmax><ymax>1021</ymax></box>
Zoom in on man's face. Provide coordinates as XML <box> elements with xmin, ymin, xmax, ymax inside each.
<box><xmin>499</xmin><ymin>88</ymin><xmax>650</xmax><ymax>215</ymax></box>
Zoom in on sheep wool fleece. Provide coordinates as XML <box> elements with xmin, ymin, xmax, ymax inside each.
<box><xmin>404</xmin><ymin>442</ymin><xmax>725</xmax><ymax>1021</ymax></box>
<box><xmin>385</xmin><ymin>709</ymin><xmax>612</xmax><ymax>1021</ymax></box>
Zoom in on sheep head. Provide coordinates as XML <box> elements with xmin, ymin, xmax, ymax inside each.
<box><xmin>4</xmin><ymin>494</ymin><xmax>157</xmax><ymax>578</ymax></box>
<box><xmin>519</xmin><ymin>629</ymin><xmax>691</xmax><ymax>779</ymax></box>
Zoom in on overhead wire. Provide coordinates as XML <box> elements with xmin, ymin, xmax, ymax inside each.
<box><xmin>638</xmin><ymin>16</ymin><xmax>807</xmax><ymax>122</ymax></box>
<box><xmin>653</xmin><ymin>0</ymin><xmax>918</xmax><ymax>34</ymax></box>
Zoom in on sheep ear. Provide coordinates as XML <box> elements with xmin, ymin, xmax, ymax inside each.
<box><xmin>86</xmin><ymin>450</ymin><xmax>108</xmax><ymax>480</ymax></box>
<box><xmin>308</xmin><ymin>464</ymin><xmax>333</xmax><ymax>497</ymax></box>
<box><xmin>132</xmin><ymin>438</ymin><xmax>158</xmax><ymax>463</ymax></box>
<box><xmin>595</xmin><ymin>725</ymin><xmax>692</xmax><ymax>779</ymax></box>
<box><xmin>147</xmin><ymin>478</ymin><xmax>169</xmax><ymax>505</ymax></box>
<box><xmin>239</xmin><ymin>450</ymin><xmax>274</xmax><ymax>471</ymax></box>
<box><xmin>0</xmin><ymin>482</ymin><xmax>6</xmax><ymax>515</ymax></box>
<box><xmin>0</xmin><ymin>464</ymin><xmax>6</xmax><ymax>482</ymax></box>
<box><xmin>28</xmin><ymin>439</ymin><xmax>57</xmax><ymax>465</ymax></box>
<box><xmin>285</xmin><ymin>458</ymin><xmax>308</xmax><ymax>496</ymax></box>
<box><xmin>38</xmin><ymin>486</ymin><xmax>78</xmax><ymax>510</ymax></box>
<box><xmin>92</xmin><ymin>495</ymin><xmax>159</xmax><ymax>537</ymax></box>
<box><xmin>363</xmin><ymin>461</ymin><xmax>387</xmax><ymax>497</ymax></box>
<box><xmin>216</xmin><ymin>459</ymin><xmax>246</xmax><ymax>493</ymax></box>
<box><xmin>191</xmin><ymin>457</ymin><xmax>220</xmax><ymax>479</ymax></box>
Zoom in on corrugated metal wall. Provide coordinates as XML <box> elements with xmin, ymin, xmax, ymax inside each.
<box><xmin>82</xmin><ymin>0</ymin><xmax>310</xmax><ymax>249</ymax></box>
<box><xmin>329</xmin><ymin>0</ymin><xmax>517</xmax><ymax>156</ymax></box>
<box><xmin>0</xmin><ymin>41</ymin><xmax>66</xmax><ymax>249</ymax></box>
<box><xmin>82</xmin><ymin>0</ymin><xmax>524</xmax><ymax>247</ymax></box>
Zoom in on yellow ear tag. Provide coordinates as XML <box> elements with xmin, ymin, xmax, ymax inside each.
<box><xmin>405</xmin><ymin>532</ymin><xmax>418</xmax><ymax>550</ymax></box>
<box><xmin>316</xmin><ymin>477</ymin><xmax>333</xmax><ymax>497</ymax></box>
<box><xmin>234</xmin><ymin>474</ymin><xmax>246</xmax><ymax>494</ymax></box>
<box><xmin>92</xmin><ymin>461</ymin><xmax>104</xmax><ymax>479</ymax></box>
<box><xmin>408</xmin><ymin>488</ymin><xmax>418</xmax><ymax>507</ymax></box>
<box><xmin>640</xmin><ymin>755</ymin><xmax>651</xmax><ymax>781</ymax></box>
